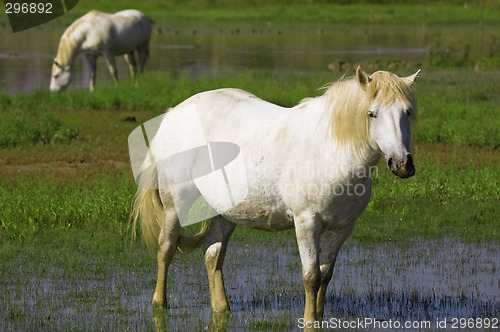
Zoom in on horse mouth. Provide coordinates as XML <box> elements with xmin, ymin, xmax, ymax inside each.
<box><xmin>387</xmin><ymin>154</ymin><xmax>415</xmax><ymax>179</ymax></box>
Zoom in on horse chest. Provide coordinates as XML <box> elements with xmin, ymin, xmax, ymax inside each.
<box><xmin>320</xmin><ymin>177</ymin><xmax>372</xmax><ymax>230</ymax></box>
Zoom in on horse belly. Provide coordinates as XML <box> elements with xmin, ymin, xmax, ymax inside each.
<box><xmin>112</xmin><ymin>29</ymin><xmax>146</xmax><ymax>54</ymax></box>
<box><xmin>221</xmin><ymin>198</ymin><xmax>294</xmax><ymax>231</ymax></box>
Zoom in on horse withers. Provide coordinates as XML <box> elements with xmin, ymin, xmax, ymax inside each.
<box><xmin>131</xmin><ymin>67</ymin><xmax>420</xmax><ymax>326</ymax></box>
<box><xmin>50</xmin><ymin>10</ymin><xmax>152</xmax><ymax>92</ymax></box>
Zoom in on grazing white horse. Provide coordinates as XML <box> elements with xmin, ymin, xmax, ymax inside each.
<box><xmin>50</xmin><ymin>10</ymin><xmax>152</xmax><ymax>92</ymax></box>
<box><xmin>131</xmin><ymin>67</ymin><xmax>420</xmax><ymax>325</ymax></box>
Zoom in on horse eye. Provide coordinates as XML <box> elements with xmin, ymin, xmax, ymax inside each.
<box><xmin>368</xmin><ymin>111</ymin><xmax>376</xmax><ymax>118</ymax></box>
<box><xmin>54</xmin><ymin>74</ymin><xmax>59</xmax><ymax>79</ymax></box>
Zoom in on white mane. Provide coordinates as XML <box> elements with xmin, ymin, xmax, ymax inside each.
<box><xmin>322</xmin><ymin>71</ymin><xmax>418</xmax><ymax>154</ymax></box>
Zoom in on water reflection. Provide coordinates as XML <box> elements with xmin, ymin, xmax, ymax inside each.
<box><xmin>0</xmin><ymin>21</ymin><xmax>490</xmax><ymax>94</ymax></box>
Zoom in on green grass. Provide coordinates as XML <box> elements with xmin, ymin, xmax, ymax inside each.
<box><xmin>0</xmin><ymin>71</ymin><xmax>324</xmax><ymax>114</ymax></box>
<box><xmin>0</xmin><ymin>68</ymin><xmax>498</xmax><ymax>242</ymax></box>
<box><xmin>414</xmin><ymin>69</ymin><xmax>500</xmax><ymax>147</ymax></box>
<box><xmin>1</xmin><ymin>1</ymin><xmax>499</xmax><ymax>31</ymax></box>
<box><xmin>59</xmin><ymin>1</ymin><xmax>500</xmax><ymax>25</ymax></box>
<box><xmin>2</xmin><ymin>150</ymin><xmax>497</xmax><ymax>243</ymax></box>
<box><xmin>1</xmin><ymin>69</ymin><xmax>499</xmax><ymax>147</ymax></box>
<box><xmin>355</xmin><ymin>159</ymin><xmax>499</xmax><ymax>243</ymax></box>
<box><xmin>0</xmin><ymin>170</ymin><xmax>134</xmax><ymax>238</ymax></box>
<box><xmin>0</xmin><ymin>111</ymin><xmax>78</xmax><ymax>147</ymax></box>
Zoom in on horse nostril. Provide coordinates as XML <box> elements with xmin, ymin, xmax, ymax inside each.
<box><xmin>387</xmin><ymin>158</ymin><xmax>393</xmax><ymax>167</ymax></box>
<box><xmin>405</xmin><ymin>154</ymin><xmax>414</xmax><ymax>167</ymax></box>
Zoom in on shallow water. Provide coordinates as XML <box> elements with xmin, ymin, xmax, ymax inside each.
<box><xmin>2</xmin><ymin>237</ymin><xmax>498</xmax><ymax>331</ymax></box>
<box><xmin>0</xmin><ymin>20</ymin><xmax>492</xmax><ymax>94</ymax></box>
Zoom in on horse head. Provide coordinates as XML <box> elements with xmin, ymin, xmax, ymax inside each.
<box><xmin>50</xmin><ymin>58</ymin><xmax>72</xmax><ymax>92</ymax></box>
<box><xmin>357</xmin><ymin>66</ymin><xmax>420</xmax><ymax>179</ymax></box>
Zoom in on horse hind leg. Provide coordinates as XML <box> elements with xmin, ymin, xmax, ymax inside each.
<box><xmin>124</xmin><ymin>51</ymin><xmax>137</xmax><ymax>81</ymax></box>
<box><xmin>136</xmin><ymin>42</ymin><xmax>149</xmax><ymax>73</ymax></box>
<box><xmin>204</xmin><ymin>216</ymin><xmax>236</xmax><ymax>313</ymax></box>
<box><xmin>152</xmin><ymin>207</ymin><xmax>181</xmax><ymax>308</ymax></box>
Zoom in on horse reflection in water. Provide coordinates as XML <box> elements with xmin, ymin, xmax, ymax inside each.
<box><xmin>50</xmin><ymin>10</ymin><xmax>152</xmax><ymax>92</ymax></box>
<box><xmin>131</xmin><ymin>67</ymin><xmax>420</xmax><ymax>329</ymax></box>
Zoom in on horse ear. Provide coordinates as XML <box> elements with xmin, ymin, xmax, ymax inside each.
<box><xmin>403</xmin><ymin>69</ymin><xmax>421</xmax><ymax>86</ymax></box>
<box><xmin>356</xmin><ymin>66</ymin><xmax>371</xmax><ymax>89</ymax></box>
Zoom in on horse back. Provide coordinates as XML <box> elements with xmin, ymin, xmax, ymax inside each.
<box><xmin>77</xmin><ymin>10</ymin><xmax>152</xmax><ymax>55</ymax></box>
<box><xmin>110</xmin><ymin>10</ymin><xmax>152</xmax><ymax>43</ymax></box>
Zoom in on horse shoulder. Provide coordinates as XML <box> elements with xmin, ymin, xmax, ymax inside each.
<box><xmin>81</xmin><ymin>10</ymin><xmax>109</xmax><ymax>23</ymax></box>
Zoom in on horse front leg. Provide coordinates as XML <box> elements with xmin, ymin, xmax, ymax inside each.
<box><xmin>294</xmin><ymin>211</ymin><xmax>322</xmax><ymax>325</ymax></box>
<box><xmin>203</xmin><ymin>216</ymin><xmax>236</xmax><ymax>313</ymax></box>
<box><xmin>84</xmin><ymin>54</ymin><xmax>97</xmax><ymax>92</ymax></box>
<box><xmin>103</xmin><ymin>52</ymin><xmax>119</xmax><ymax>84</ymax></box>
<box><xmin>316</xmin><ymin>228</ymin><xmax>353</xmax><ymax>320</ymax></box>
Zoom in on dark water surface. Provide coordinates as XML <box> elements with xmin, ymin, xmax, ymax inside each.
<box><xmin>2</xmin><ymin>238</ymin><xmax>498</xmax><ymax>331</ymax></box>
<box><xmin>0</xmin><ymin>20</ymin><xmax>487</xmax><ymax>94</ymax></box>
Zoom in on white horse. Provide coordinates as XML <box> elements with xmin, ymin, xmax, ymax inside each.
<box><xmin>50</xmin><ymin>10</ymin><xmax>152</xmax><ymax>92</ymax></box>
<box><xmin>131</xmin><ymin>67</ymin><xmax>420</xmax><ymax>325</ymax></box>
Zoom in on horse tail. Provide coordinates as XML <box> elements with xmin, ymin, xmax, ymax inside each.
<box><xmin>130</xmin><ymin>151</ymin><xmax>210</xmax><ymax>254</ymax></box>
<box><xmin>130</xmin><ymin>154</ymin><xmax>163</xmax><ymax>252</ymax></box>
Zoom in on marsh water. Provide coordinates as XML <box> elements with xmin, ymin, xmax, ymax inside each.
<box><xmin>0</xmin><ymin>20</ymin><xmax>491</xmax><ymax>94</ymax></box>
<box><xmin>2</xmin><ymin>237</ymin><xmax>499</xmax><ymax>331</ymax></box>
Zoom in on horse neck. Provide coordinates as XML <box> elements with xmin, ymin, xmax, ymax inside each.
<box><xmin>55</xmin><ymin>24</ymin><xmax>84</xmax><ymax>67</ymax></box>
<box><xmin>330</xmin><ymin>139</ymin><xmax>382</xmax><ymax>184</ymax></box>
<box><xmin>315</xmin><ymin>95</ymin><xmax>382</xmax><ymax>179</ymax></box>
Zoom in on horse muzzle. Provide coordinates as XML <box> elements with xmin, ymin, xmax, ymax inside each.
<box><xmin>387</xmin><ymin>154</ymin><xmax>415</xmax><ymax>179</ymax></box>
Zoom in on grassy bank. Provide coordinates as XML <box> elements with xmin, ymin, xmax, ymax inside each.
<box><xmin>1</xmin><ymin>69</ymin><xmax>499</xmax><ymax>148</ymax></box>
<box><xmin>0</xmin><ymin>69</ymin><xmax>498</xmax><ymax>242</ymax></box>
<box><xmin>1</xmin><ymin>145</ymin><xmax>498</xmax><ymax>243</ymax></box>
<box><xmin>1</xmin><ymin>1</ymin><xmax>499</xmax><ymax>30</ymax></box>
<box><xmin>60</xmin><ymin>1</ymin><xmax>500</xmax><ymax>25</ymax></box>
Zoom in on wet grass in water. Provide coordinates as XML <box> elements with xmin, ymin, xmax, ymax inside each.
<box><xmin>1</xmin><ymin>229</ymin><xmax>498</xmax><ymax>331</ymax></box>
